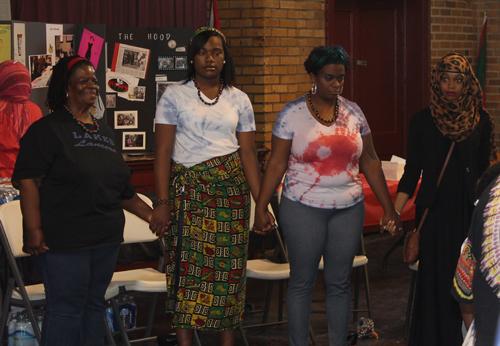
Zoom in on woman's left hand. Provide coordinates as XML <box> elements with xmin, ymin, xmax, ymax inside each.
<box><xmin>379</xmin><ymin>209</ymin><xmax>402</xmax><ymax>236</ymax></box>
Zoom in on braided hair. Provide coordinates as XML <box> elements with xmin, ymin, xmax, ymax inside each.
<box><xmin>46</xmin><ymin>56</ymin><xmax>94</xmax><ymax>112</ymax></box>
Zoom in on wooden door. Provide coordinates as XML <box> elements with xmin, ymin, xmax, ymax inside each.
<box><xmin>326</xmin><ymin>0</ymin><xmax>430</xmax><ymax>160</ymax></box>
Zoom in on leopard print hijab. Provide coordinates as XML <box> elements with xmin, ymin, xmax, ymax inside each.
<box><xmin>430</xmin><ymin>53</ymin><xmax>496</xmax><ymax>159</ymax></box>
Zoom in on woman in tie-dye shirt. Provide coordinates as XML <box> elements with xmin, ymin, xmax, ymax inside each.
<box><xmin>151</xmin><ymin>27</ymin><xmax>262</xmax><ymax>346</ymax></box>
<box><xmin>253</xmin><ymin>46</ymin><xmax>400</xmax><ymax>346</ymax></box>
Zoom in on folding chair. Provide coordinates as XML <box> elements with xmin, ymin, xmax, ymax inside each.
<box><xmin>405</xmin><ymin>261</ymin><xmax>418</xmax><ymax>338</ymax></box>
<box><xmin>0</xmin><ymin>200</ymin><xmax>125</xmax><ymax>346</ymax></box>
<box><xmin>109</xmin><ymin>193</ymin><xmax>168</xmax><ymax>345</ymax></box>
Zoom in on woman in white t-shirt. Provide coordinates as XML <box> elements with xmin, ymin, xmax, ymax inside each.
<box><xmin>253</xmin><ymin>46</ymin><xmax>401</xmax><ymax>346</ymax></box>
<box><xmin>150</xmin><ymin>27</ymin><xmax>263</xmax><ymax>346</ymax></box>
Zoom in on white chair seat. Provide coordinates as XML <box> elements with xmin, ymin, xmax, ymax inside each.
<box><xmin>318</xmin><ymin>255</ymin><xmax>368</xmax><ymax>270</ymax></box>
<box><xmin>11</xmin><ymin>282</ymin><xmax>121</xmax><ymax>302</ymax></box>
<box><xmin>246</xmin><ymin>259</ymin><xmax>290</xmax><ymax>280</ymax></box>
<box><xmin>409</xmin><ymin>261</ymin><xmax>419</xmax><ymax>272</ymax></box>
<box><xmin>11</xmin><ymin>283</ymin><xmax>45</xmax><ymax>301</ymax></box>
<box><xmin>111</xmin><ymin>268</ymin><xmax>167</xmax><ymax>292</ymax></box>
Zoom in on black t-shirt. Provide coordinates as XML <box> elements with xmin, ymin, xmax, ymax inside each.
<box><xmin>12</xmin><ymin>109</ymin><xmax>135</xmax><ymax>252</ymax></box>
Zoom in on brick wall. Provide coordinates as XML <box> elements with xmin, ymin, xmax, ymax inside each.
<box><xmin>213</xmin><ymin>0</ymin><xmax>500</xmax><ymax>151</ymax></box>
<box><xmin>216</xmin><ymin>0</ymin><xmax>325</xmax><ymax>148</ymax></box>
<box><xmin>430</xmin><ymin>0</ymin><xmax>500</xmax><ymax>146</ymax></box>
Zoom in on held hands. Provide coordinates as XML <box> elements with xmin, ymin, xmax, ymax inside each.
<box><xmin>148</xmin><ymin>204</ymin><xmax>173</xmax><ymax>238</ymax></box>
<box><xmin>379</xmin><ymin>209</ymin><xmax>402</xmax><ymax>236</ymax></box>
<box><xmin>23</xmin><ymin>228</ymin><xmax>49</xmax><ymax>256</ymax></box>
<box><xmin>252</xmin><ymin>208</ymin><xmax>276</xmax><ymax>236</ymax></box>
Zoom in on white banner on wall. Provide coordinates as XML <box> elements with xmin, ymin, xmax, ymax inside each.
<box><xmin>13</xmin><ymin>23</ymin><xmax>25</xmax><ymax>66</ymax></box>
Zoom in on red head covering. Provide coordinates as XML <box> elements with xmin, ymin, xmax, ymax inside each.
<box><xmin>0</xmin><ymin>60</ymin><xmax>32</xmax><ymax>141</ymax></box>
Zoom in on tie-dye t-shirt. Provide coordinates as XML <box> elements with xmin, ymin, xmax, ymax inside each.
<box><xmin>155</xmin><ymin>80</ymin><xmax>255</xmax><ymax>167</ymax></box>
<box><xmin>273</xmin><ymin>95</ymin><xmax>370</xmax><ymax>209</ymax></box>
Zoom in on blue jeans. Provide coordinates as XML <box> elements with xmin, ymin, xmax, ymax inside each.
<box><xmin>279</xmin><ymin>197</ymin><xmax>365</xmax><ymax>346</ymax></box>
<box><xmin>32</xmin><ymin>244</ymin><xmax>120</xmax><ymax>346</ymax></box>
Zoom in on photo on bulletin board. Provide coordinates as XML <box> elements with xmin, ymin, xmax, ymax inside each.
<box><xmin>77</xmin><ymin>29</ymin><xmax>104</xmax><ymax>69</ymax></box>
<box><xmin>156</xmin><ymin>81</ymin><xmax>175</xmax><ymax>105</ymax></box>
<box><xmin>158</xmin><ymin>56</ymin><xmax>175</xmax><ymax>70</ymax></box>
<box><xmin>111</xmin><ymin>43</ymin><xmax>150</xmax><ymax>79</ymax></box>
<box><xmin>106</xmin><ymin>94</ymin><xmax>116</xmax><ymax>108</ymax></box>
<box><xmin>123</xmin><ymin>131</ymin><xmax>145</xmax><ymax>150</ymax></box>
<box><xmin>175</xmin><ymin>56</ymin><xmax>187</xmax><ymax>70</ymax></box>
<box><xmin>114</xmin><ymin>111</ymin><xmax>138</xmax><ymax>129</ymax></box>
<box><xmin>29</xmin><ymin>54</ymin><xmax>53</xmax><ymax>88</ymax></box>
<box><xmin>128</xmin><ymin>86</ymin><xmax>146</xmax><ymax>101</ymax></box>
<box><xmin>54</xmin><ymin>35</ymin><xmax>74</xmax><ymax>64</ymax></box>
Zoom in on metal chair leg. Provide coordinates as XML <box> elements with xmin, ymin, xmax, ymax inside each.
<box><xmin>145</xmin><ymin>293</ymin><xmax>158</xmax><ymax>337</ymax></box>
<box><xmin>103</xmin><ymin>315</ymin><xmax>117</xmax><ymax>346</ymax></box>
<box><xmin>110</xmin><ymin>297</ymin><xmax>131</xmax><ymax>346</ymax></box>
<box><xmin>194</xmin><ymin>329</ymin><xmax>202</xmax><ymax>346</ymax></box>
<box><xmin>363</xmin><ymin>264</ymin><xmax>373</xmax><ymax>319</ymax></box>
<box><xmin>238</xmin><ymin>324</ymin><xmax>250</xmax><ymax>346</ymax></box>
<box><xmin>405</xmin><ymin>270</ymin><xmax>417</xmax><ymax>337</ymax></box>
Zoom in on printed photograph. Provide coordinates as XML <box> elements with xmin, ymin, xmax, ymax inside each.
<box><xmin>156</xmin><ymin>81</ymin><xmax>175</xmax><ymax>105</ymax></box>
<box><xmin>128</xmin><ymin>86</ymin><xmax>146</xmax><ymax>101</ymax></box>
<box><xmin>29</xmin><ymin>54</ymin><xmax>53</xmax><ymax>88</ymax></box>
<box><xmin>123</xmin><ymin>132</ymin><xmax>145</xmax><ymax>150</ymax></box>
<box><xmin>158</xmin><ymin>56</ymin><xmax>174</xmax><ymax>70</ymax></box>
<box><xmin>106</xmin><ymin>94</ymin><xmax>116</xmax><ymax>108</ymax></box>
<box><xmin>175</xmin><ymin>56</ymin><xmax>187</xmax><ymax>70</ymax></box>
<box><xmin>114</xmin><ymin>110</ymin><xmax>138</xmax><ymax>129</ymax></box>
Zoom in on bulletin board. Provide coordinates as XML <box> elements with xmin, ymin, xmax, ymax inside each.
<box><xmin>0</xmin><ymin>21</ymin><xmax>106</xmax><ymax>117</ymax></box>
<box><xmin>105</xmin><ymin>27</ymin><xmax>193</xmax><ymax>152</ymax></box>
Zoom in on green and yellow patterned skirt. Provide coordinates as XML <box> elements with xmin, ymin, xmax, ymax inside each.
<box><xmin>165</xmin><ymin>151</ymin><xmax>250</xmax><ymax>331</ymax></box>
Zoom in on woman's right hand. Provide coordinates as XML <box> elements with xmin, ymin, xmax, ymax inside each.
<box><xmin>23</xmin><ymin>228</ymin><xmax>49</xmax><ymax>256</ymax></box>
<box><xmin>149</xmin><ymin>204</ymin><xmax>172</xmax><ymax>238</ymax></box>
<box><xmin>252</xmin><ymin>207</ymin><xmax>275</xmax><ymax>235</ymax></box>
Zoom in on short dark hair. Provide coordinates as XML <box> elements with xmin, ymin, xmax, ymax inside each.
<box><xmin>185</xmin><ymin>30</ymin><xmax>236</xmax><ymax>88</ymax></box>
<box><xmin>304</xmin><ymin>45</ymin><xmax>350</xmax><ymax>75</ymax></box>
<box><xmin>46</xmin><ymin>56</ymin><xmax>94</xmax><ymax>112</ymax></box>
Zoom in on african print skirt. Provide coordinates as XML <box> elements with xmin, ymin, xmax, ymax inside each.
<box><xmin>165</xmin><ymin>151</ymin><xmax>250</xmax><ymax>331</ymax></box>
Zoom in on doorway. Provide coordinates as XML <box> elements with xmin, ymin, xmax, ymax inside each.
<box><xmin>326</xmin><ymin>0</ymin><xmax>430</xmax><ymax>159</ymax></box>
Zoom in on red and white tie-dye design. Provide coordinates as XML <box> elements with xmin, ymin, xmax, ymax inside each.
<box><xmin>273</xmin><ymin>95</ymin><xmax>371</xmax><ymax>209</ymax></box>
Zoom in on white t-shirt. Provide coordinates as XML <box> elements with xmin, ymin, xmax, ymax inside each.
<box><xmin>273</xmin><ymin>95</ymin><xmax>371</xmax><ymax>209</ymax></box>
<box><xmin>155</xmin><ymin>80</ymin><xmax>256</xmax><ymax>167</ymax></box>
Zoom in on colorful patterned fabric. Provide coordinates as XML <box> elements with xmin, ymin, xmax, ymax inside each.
<box><xmin>165</xmin><ymin>151</ymin><xmax>250</xmax><ymax>331</ymax></box>
<box><xmin>480</xmin><ymin>178</ymin><xmax>500</xmax><ymax>298</ymax></box>
<box><xmin>453</xmin><ymin>238</ymin><xmax>475</xmax><ymax>300</ymax></box>
<box><xmin>429</xmin><ymin>53</ymin><xmax>496</xmax><ymax>159</ymax></box>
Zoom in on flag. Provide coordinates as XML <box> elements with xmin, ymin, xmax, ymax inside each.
<box><xmin>209</xmin><ymin>0</ymin><xmax>220</xmax><ymax>30</ymax></box>
<box><xmin>476</xmin><ymin>12</ymin><xmax>487</xmax><ymax>106</ymax></box>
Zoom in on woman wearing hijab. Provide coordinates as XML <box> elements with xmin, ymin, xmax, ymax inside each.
<box><xmin>394</xmin><ymin>53</ymin><xmax>496</xmax><ymax>346</ymax></box>
<box><xmin>0</xmin><ymin>60</ymin><xmax>42</xmax><ymax>178</ymax></box>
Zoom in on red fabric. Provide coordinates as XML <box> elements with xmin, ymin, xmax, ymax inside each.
<box><xmin>0</xmin><ymin>60</ymin><xmax>33</xmax><ymax>141</ymax></box>
<box><xmin>210</xmin><ymin>0</ymin><xmax>220</xmax><ymax>30</ymax></box>
<box><xmin>362</xmin><ymin>174</ymin><xmax>421</xmax><ymax>226</ymax></box>
<box><xmin>0</xmin><ymin>101</ymin><xmax>43</xmax><ymax>178</ymax></box>
<box><xmin>10</xmin><ymin>0</ymin><xmax>206</xmax><ymax>29</ymax></box>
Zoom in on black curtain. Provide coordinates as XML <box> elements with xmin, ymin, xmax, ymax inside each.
<box><xmin>10</xmin><ymin>0</ymin><xmax>206</xmax><ymax>29</ymax></box>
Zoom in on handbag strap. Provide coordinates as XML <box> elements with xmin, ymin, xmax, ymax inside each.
<box><xmin>415</xmin><ymin>141</ymin><xmax>455</xmax><ymax>234</ymax></box>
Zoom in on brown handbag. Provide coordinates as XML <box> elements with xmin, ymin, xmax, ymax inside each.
<box><xmin>403</xmin><ymin>142</ymin><xmax>455</xmax><ymax>264</ymax></box>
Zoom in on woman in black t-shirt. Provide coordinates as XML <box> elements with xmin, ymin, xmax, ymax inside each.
<box><xmin>12</xmin><ymin>56</ymin><xmax>165</xmax><ymax>346</ymax></box>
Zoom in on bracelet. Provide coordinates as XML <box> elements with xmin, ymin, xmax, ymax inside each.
<box><xmin>156</xmin><ymin>198</ymin><xmax>169</xmax><ymax>206</ymax></box>
<box><xmin>395</xmin><ymin>209</ymin><xmax>401</xmax><ymax>216</ymax></box>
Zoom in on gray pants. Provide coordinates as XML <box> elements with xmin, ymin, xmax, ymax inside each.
<box><xmin>279</xmin><ymin>196</ymin><xmax>365</xmax><ymax>346</ymax></box>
